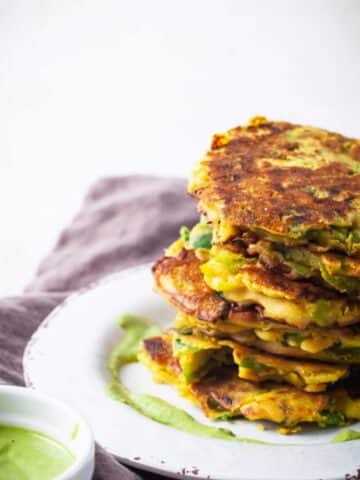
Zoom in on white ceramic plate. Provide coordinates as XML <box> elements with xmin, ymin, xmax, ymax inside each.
<box><xmin>24</xmin><ymin>264</ymin><xmax>360</xmax><ymax>480</ymax></box>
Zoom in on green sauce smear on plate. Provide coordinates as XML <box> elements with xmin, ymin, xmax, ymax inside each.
<box><xmin>331</xmin><ymin>428</ymin><xmax>360</xmax><ymax>443</ymax></box>
<box><xmin>0</xmin><ymin>425</ymin><xmax>74</xmax><ymax>480</ymax></box>
<box><xmin>107</xmin><ymin>314</ymin><xmax>266</xmax><ymax>444</ymax></box>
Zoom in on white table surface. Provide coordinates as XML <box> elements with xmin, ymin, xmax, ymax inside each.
<box><xmin>1</xmin><ymin>0</ymin><xmax>359</xmax><ymax>296</ymax></box>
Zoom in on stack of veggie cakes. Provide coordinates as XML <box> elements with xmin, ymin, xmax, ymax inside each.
<box><xmin>139</xmin><ymin>117</ymin><xmax>360</xmax><ymax>433</ymax></box>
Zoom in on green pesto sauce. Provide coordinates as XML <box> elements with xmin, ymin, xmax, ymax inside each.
<box><xmin>0</xmin><ymin>425</ymin><xmax>74</xmax><ymax>480</ymax></box>
<box><xmin>331</xmin><ymin>429</ymin><xmax>360</xmax><ymax>443</ymax></box>
<box><xmin>107</xmin><ymin>315</ymin><xmax>266</xmax><ymax>444</ymax></box>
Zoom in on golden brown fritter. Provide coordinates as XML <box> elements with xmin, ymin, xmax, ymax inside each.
<box><xmin>139</xmin><ymin>335</ymin><xmax>360</xmax><ymax>429</ymax></box>
<box><xmin>152</xmin><ymin>249</ymin><xmax>229</xmax><ymax>322</ymax></box>
<box><xmin>164</xmin><ymin>329</ymin><xmax>349</xmax><ymax>392</ymax></box>
<box><xmin>153</xmin><ymin>248</ymin><xmax>360</xmax><ymax>328</ymax></box>
<box><xmin>189</xmin><ymin>117</ymin><xmax>360</xmax><ymax>252</ymax></box>
<box><xmin>191</xmin><ymin>368</ymin><xmax>331</xmax><ymax>426</ymax></box>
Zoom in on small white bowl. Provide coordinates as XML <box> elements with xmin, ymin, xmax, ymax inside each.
<box><xmin>0</xmin><ymin>385</ymin><xmax>95</xmax><ymax>480</ymax></box>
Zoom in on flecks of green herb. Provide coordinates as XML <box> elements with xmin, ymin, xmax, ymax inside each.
<box><xmin>180</xmin><ymin>226</ymin><xmax>190</xmax><ymax>242</ymax></box>
<box><xmin>303</xmin><ymin>185</ymin><xmax>329</xmax><ymax>199</ymax></box>
<box><xmin>320</xmin><ymin>410</ymin><xmax>346</xmax><ymax>427</ymax></box>
<box><xmin>240</xmin><ymin>357</ymin><xmax>269</xmax><ymax>372</ymax></box>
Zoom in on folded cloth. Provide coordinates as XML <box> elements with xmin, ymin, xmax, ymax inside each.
<box><xmin>0</xmin><ymin>175</ymin><xmax>197</xmax><ymax>480</ymax></box>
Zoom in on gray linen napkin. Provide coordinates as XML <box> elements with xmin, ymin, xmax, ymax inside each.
<box><xmin>0</xmin><ymin>175</ymin><xmax>197</xmax><ymax>479</ymax></box>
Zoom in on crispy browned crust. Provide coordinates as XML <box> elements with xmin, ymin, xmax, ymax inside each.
<box><xmin>238</xmin><ymin>265</ymin><xmax>339</xmax><ymax>301</ymax></box>
<box><xmin>142</xmin><ymin>336</ymin><xmax>172</xmax><ymax>364</ymax></box>
<box><xmin>191</xmin><ymin>118</ymin><xmax>360</xmax><ymax>235</ymax></box>
<box><xmin>152</xmin><ymin>249</ymin><xmax>230</xmax><ymax>322</ymax></box>
<box><xmin>142</xmin><ymin>336</ymin><xmax>182</xmax><ymax>373</ymax></box>
<box><xmin>191</xmin><ymin>367</ymin><xmax>330</xmax><ymax>425</ymax></box>
<box><xmin>192</xmin><ymin>367</ymin><xmax>259</xmax><ymax>407</ymax></box>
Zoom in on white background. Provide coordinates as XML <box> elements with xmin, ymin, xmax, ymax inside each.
<box><xmin>1</xmin><ymin>0</ymin><xmax>359</xmax><ymax>296</ymax></box>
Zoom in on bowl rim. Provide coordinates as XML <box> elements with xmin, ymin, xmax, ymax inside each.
<box><xmin>0</xmin><ymin>384</ymin><xmax>95</xmax><ymax>480</ymax></box>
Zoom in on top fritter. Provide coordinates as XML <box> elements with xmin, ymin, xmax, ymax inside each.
<box><xmin>189</xmin><ymin>117</ymin><xmax>360</xmax><ymax>254</ymax></box>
